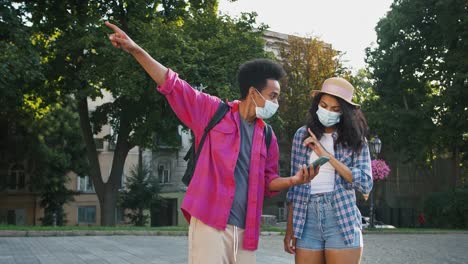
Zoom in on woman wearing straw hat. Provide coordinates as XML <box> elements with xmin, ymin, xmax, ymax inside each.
<box><xmin>283</xmin><ymin>77</ymin><xmax>373</xmax><ymax>263</ymax></box>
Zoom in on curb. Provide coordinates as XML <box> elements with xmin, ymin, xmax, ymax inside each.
<box><xmin>0</xmin><ymin>230</ymin><xmax>283</xmax><ymax>237</ymax></box>
<box><xmin>0</xmin><ymin>230</ymin><xmax>189</xmax><ymax>237</ymax></box>
<box><xmin>1</xmin><ymin>230</ymin><xmax>467</xmax><ymax>237</ymax></box>
<box><xmin>363</xmin><ymin>230</ymin><xmax>468</xmax><ymax>235</ymax></box>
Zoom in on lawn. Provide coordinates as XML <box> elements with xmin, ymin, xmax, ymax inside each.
<box><xmin>362</xmin><ymin>227</ymin><xmax>468</xmax><ymax>233</ymax></box>
<box><xmin>0</xmin><ymin>225</ymin><xmax>285</xmax><ymax>232</ymax></box>
<box><xmin>0</xmin><ymin>225</ymin><xmax>466</xmax><ymax>234</ymax></box>
<box><xmin>0</xmin><ymin>225</ymin><xmax>187</xmax><ymax>231</ymax></box>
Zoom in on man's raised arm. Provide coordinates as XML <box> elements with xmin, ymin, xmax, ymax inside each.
<box><xmin>105</xmin><ymin>21</ymin><xmax>168</xmax><ymax>85</ymax></box>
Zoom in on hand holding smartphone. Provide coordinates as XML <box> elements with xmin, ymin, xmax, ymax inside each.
<box><xmin>310</xmin><ymin>156</ymin><xmax>330</xmax><ymax>168</ymax></box>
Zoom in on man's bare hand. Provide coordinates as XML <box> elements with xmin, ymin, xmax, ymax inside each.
<box><xmin>291</xmin><ymin>164</ymin><xmax>319</xmax><ymax>185</ymax></box>
<box><xmin>105</xmin><ymin>21</ymin><xmax>139</xmax><ymax>54</ymax></box>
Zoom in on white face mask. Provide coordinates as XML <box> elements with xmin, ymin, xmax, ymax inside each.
<box><xmin>316</xmin><ymin>105</ymin><xmax>342</xmax><ymax>127</ymax></box>
<box><xmin>252</xmin><ymin>89</ymin><xmax>279</xmax><ymax>119</ymax></box>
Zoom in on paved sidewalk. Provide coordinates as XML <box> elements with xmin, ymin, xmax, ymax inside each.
<box><xmin>0</xmin><ymin>234</ymin><xmax>467</xmax><ymax>264</ymax></box>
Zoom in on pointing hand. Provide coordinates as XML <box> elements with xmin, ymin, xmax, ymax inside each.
<box><xmin>105</xmin><ymin>21</ymin><xmax>139</xmax><ymax>54</ymax></box>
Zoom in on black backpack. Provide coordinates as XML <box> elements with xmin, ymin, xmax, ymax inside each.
<box><xmin>181</xmin><ymin>101</ymin><xmax>273</xmax><ymax>186</ymax></box>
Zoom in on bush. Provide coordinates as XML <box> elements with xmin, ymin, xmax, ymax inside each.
<box><xmin>424</xmin><ymin>186</ymin><xmax>468</xmax><ymax>228</ymax></box>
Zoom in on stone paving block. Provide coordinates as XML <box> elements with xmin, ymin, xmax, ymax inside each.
<box><xmin>34</xmin><ymin>254</ymin><xmax>61</xmax><ymax>264</ymax></box>
<box><xmin>0</xmin><ymin>256</ymin><xmax>15</xmax><ymax>264</ymax></box>
<box><xmin>13</xmin><ymin>255</ymin><xmax>41</xmax><ymax>264</ymax></box>
<box><xmin>0</xmin><ymin>234</ymin><xmax>467</xmax><ymax>263</ymax></box>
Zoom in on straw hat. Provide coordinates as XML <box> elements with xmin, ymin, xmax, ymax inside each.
<box><xmin>312</xmin><ymin>77</ymin><xmax>359</xmax><ymax>107</ymax></box>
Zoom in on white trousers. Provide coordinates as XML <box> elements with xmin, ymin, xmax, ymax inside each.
<box><xmin>188</xmin><ymin>217</ymin><xmax>256</xmax><ymax>264</ymax></box>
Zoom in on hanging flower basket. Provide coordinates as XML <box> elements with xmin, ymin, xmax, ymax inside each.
<box><xmin>371</xmin><ymin>159</ymin><xmax>391</xmax><ymax>181</ymax></box>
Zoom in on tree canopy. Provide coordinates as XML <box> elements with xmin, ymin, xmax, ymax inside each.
<box><xmin>7</xmin><ymin>0</ymin><xmax>270</xmax><ymax>225</ymax></box>
<box><xmin>277</xmin><ymin>35</ymin><xmax>347</xmax><ymax>173</ymax></box>
<box><xmin>366</xmin><ymin>0</ymin><xmax>467</xmax><ymax>183</ymax></box>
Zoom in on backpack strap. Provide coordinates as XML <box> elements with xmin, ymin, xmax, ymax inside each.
<box><xmin>204</xmin><ymin>101</ymin><xmax>230</xmax><ymax>133</ymax></box>
<box><xmin>182</xmin><ymin>101</ymin><xmax>230</xmax><ymax>185</ymax></box>
<box><xmin>195</xmin><ymin>101</ymin><xmax>230</xmax><ymax>158</ymax></box>
<box><xmin>264</xmin><ymin>123</ymin><xmax>272</xmax><ymax>151</ymax></box>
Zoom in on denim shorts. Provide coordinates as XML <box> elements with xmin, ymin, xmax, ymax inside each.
<box><xmin>296</xmin><ymin>192</ymin><xmax>363</xmax><ymax>250</ymax></box>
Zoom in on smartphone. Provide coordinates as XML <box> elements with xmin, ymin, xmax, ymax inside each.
<box><xmin>310</xmin><ymin>156</ymin><xmax>330</xmax><ymax>168</ymax></box>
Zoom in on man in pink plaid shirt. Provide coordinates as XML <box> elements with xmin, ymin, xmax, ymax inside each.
<box><xmin>107</xmin><ymin>22</ymin><xmax>319</xmax><ymax>264</ymax></box>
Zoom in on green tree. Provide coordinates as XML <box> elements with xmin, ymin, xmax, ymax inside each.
<box><xmin>0</xmin><ymin>1</ymin><xmax>44</xmax><ymax>116</ymax></box>
<box><xmin>0</xmin><ymin>100</ymin><xmax>86</xmax><ymax>226</ymax></box>
<box><xmin>119</xmin><ymin>164</ymin><xmax>164</xmax><ymax>226</ymax></box>
<box><xmin>366</xmin><ymin>0</ymin><xmax>467</xmax><ymax>184</ymax></box>
<box><xmin>278</xmin><ymin>36</ymin><xmax>346</xmax><ymax>172</ymax></box>
<box><xmin>19</xmin><ymin>0</ymin><xmax>269</xmax><ymax>225</ymax></box>
<box><xmin>348</xmin><ymin>68</ymin><xmax>377</xmax><ymax>107</ymax></box>
<box><xmin>32</xmin><ymin>100</ymin><xmax>88</xmax><ymax>226</ymax></box>
<box><xmin>1</xmin><ymin>2</ymin><xmax>86</xmax><ymax>225</ymax></box>
<box><xmin>6</xmin><ymin>95</ymin><xmax>87</xmax><ymax>226</ymax></box>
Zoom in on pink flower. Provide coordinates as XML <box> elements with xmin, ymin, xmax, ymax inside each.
<box><xmin>371</xmin><ymin>159</ymin><xmax>391</xmax><ymax>181</ymax></box>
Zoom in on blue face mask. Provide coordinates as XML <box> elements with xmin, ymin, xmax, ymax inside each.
<box><xmin>316</xmin><ymin>106</ymin><xmax>342</xmax><ymax>127</ymax></box>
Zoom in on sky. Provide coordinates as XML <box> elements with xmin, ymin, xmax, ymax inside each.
<box><xmin>218</xmin><ymin>0</ymin><xmax>394</xmax><ymax>71</ymax></box>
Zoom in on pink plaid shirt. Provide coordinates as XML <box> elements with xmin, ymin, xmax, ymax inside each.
<box><xmin>157</xmin><ymin>69</ymin><xmax>280</xmax><ymax>250</ymax></box>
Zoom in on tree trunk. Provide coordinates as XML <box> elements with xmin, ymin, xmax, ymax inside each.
<box><xmin>402</xmin><ymin>94</ymin><xmax>409</xmax><ymax>110</ymax></box>
<box><xmin>138</xmin><ymin>208</ymin><xmax>144</xmax><ymax>226</ymax></box>
<box><xmin>102</xmin><ymin>142</ymin><xmax>131</xmax><ymax>226</ymax></box>
<box><xmin>453</xmin><ymin>146</ymin><xmax>460</xmax><ymax>188</ymax></box>
<box><xmin>77</xmin><ymin>97</ymin><xmax>133</xmax><ymax>226</ymax></box>
<box><xmin>369</xmin><ymin>189</ymin><xmax>375</xmax><ymax>228</ymax></box>
<box><xmin>98</xmin><ymin>183</ymin><xmax>119</xmax><ymax>226</ymax></box>
<box><xmin>138</xmin><ymin>147</ymin><xmax>143</xmax><ymax>172</ymax></box>
<box><xmin>77</xmin><ymin>97</ymin><xmax>104</xmax><ymax>190</ymax></box>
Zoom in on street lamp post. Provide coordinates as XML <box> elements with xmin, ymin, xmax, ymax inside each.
<box><xmin>369</xmin><ymin>136</ymin><xmax>382</xmax><ymax>228</ymax></box>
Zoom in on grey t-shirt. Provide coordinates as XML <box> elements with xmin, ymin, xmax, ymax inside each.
<box><xmin>227</xmin><ymin>114</ymin><xmax>255</xmax><ymax>228</ymax></box>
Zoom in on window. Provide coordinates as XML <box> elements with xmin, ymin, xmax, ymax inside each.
<box><xmin>0</xmin><ymin>150</ymin><xmax>7</xmax><ymax>162</ymax></box>
<box><xmin>115</xmin><ymin>207</ymin><xmax>125</xmax><ymax>223</ymax></box>
<box><xmin>0</xmin><ymin>172</ymin><xmax>7</xmax><ymax>189</ymax></box>
<box><xmin>8</xmin><ymin>164</ymin><xmax>25</xmax><ymax>190</ymax></box>
<box><xmin>77</xmin><ymin>176</ymin><xmax>94</xmax><ymax>193</ymax></box>
<box><xmin>155</xmin><ymin>130</ymin><xmax>182</xmax><ymax>148</ymax></box>
<box><xmin>7</xmin><ymin>210</ymin><xmax>15</xmax><ymax>225</ymax></box>
<box><xmin>6</xmin><ymin>209</ymin><xmax>25</xmax><ymax>225</ymax></box>
<box><xmin>108</xmin><ymin>125</ymin><xmax>116</xmax><ymax>151</ymax></box>
<box><xmin>157</xmin><ymin>162</ymin><xmax>170</xmax><ymax>184</ymax></box>
<box><xmin>277</xmin><ymin>202</ymin><xmax>287</xmax><ymax>221</ymax></box>
<box><xmin>78</xmin><ymin>206</ymin><xmax>96</xmax><ymax>224</ymax></box>
<box><xmin>121</xmin><ymin>173</ymin><xmax>126</xmax><ymax>189</ymax></box>
<box><xmin>108</xmin><ymin>139</ymin><xmax>116</xmax><ymax>150</ymax></box>
<box><xmin>94</xmin><ymin>138</ymin><xmax>104</xmax><ymax>150</ymax></box>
